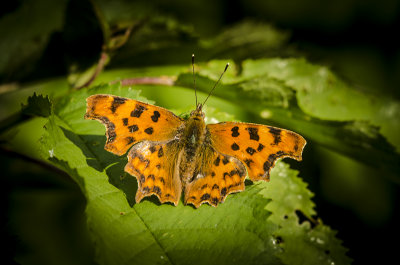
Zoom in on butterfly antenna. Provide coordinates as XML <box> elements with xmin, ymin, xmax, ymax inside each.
<box><xmin>192</xmin><ymin>54</ymin><xmax>198</xmax><ymax>107</ymax></box>
<box><xmin>202</xmin><ymin>63</ymin><xmax>229</xmax><ymax>106</ymax></box>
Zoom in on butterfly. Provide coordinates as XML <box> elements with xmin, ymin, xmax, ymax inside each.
<box><xmin>84</xmin><ymin>55</ymin><xmax>306</xmax><ymax>208</ymax></box>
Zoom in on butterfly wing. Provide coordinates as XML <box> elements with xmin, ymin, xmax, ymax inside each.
<box><xmin>125</xmin><ymin>140</ymin><xmax>182</xmax><ymax>205</ymax></box>
<box><xmin>184</xmin><ymin>146</ymin><xmax>247</xmax><ymax>208</ymax></box>
<box><xmin>207</xmin><ymin>122</ymin><xmax>306</xmax><ymax>181</ymax></box>
<box><xmin>85</xmin><ymin>94</ymin><xmax>185</xmax><ymax>205</ymax></box>
<box><xmin>85</xmin><ymin>94</ymin><xmax>184</xmax><ymax>155</ymax></box>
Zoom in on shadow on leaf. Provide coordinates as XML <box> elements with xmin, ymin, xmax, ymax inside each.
<box><xmin>61</xmin><ymin>127</ymin><xmax>141</xmax><ymax>207</ymax></box>
<box><xmin>48</xmin><ymin>156</ymin><xmax>86</xmax><ymax>191</ymax></box>
<box><xmin>105</xmin><ymin>159</ymin><xmax>138</xmax><ymax>207</ymax></box>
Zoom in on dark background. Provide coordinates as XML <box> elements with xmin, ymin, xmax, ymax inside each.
<box><xmin>2</xmin><ymin>0</ymin><xmax>400</xmax><ymax>264</ymax></box>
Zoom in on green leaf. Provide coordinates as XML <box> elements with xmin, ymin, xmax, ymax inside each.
<box><xmin>21</xmin><ymin>93</ymin><xmax>52</xmax><ymax>117</ymax></box>
<box><xmin>33</xmin><ymin>82</ymin><xmax>349</xmax><ymax>265</ymax></box>
<box><xmin>0</xmin><ymin>92</ymin><xmax>52</xmax><ymax>134</ymax></box>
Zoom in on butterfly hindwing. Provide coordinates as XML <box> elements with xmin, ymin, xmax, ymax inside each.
<box><xmin>125</xmin><ymin>140</ymin><xmax>182</xmax><ymax>205</ymax></box>
<box><xmin>207</xmin><ymin>122</ymin><xmax>306</xmax><ymax>181</ymax></box>
<box><xmin>184</xmin><ymin>147</ymin><xmax>247</xmax><ymax>208</ymax></box>
<box><xmin>85</xmin><ymin>94</ymin><xmax>184</xmax><ymax>155</ymax></box>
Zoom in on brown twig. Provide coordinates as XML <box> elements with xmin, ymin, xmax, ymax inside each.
<box><xmin>111</xmin><ymin>76</ymin><xmax>175</xmax><ymax>86</ymax></box>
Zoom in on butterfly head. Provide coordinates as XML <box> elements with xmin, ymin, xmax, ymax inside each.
<box><xmin>190</xmin><ymin>103</ymin><xmax>205</xmax><ymax>120</ymax></box>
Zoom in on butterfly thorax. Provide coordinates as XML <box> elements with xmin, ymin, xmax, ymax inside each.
<box><xmin>178</xmin><ymin>107</ymin><xmax>209</xmax><ymax>185</ymax></box>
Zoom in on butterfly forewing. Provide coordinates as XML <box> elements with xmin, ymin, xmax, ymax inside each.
<box><xmin>207</xmin><ymin>122</ymin><xmax>306</xmax><ymax>181</ymax></box>
<box><xmin>85</xmin><ymin>94</ymin><xmax>184</xmax><ymax>155</ymax></box>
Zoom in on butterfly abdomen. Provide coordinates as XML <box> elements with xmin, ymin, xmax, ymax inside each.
<box><xmin>178</xmin><ymin>111</ymin><xmax>209</xmax><ymax>186</ymax></box>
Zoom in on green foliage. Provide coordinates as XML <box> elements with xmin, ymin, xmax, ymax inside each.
<box><xmin>3</xmin><ymin>53</ymin><xmax>398</xmax><ymax>264</ymax></box>
<box><xmin>3</xmin><ymin>56</ymin><xmax>399</xmax><ymax>264</ymax></box>
<box><xmin>29</xmin><ymin>83</ymin><xmax>347</xmax><ymax>265</ymax></box>
<box><xmin>3</xmin><ymin>1</ymin><xmax>399</xmax><ymax>264</ymax></box>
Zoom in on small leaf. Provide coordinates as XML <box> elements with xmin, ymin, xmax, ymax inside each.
<box><xmin>21</xmin><ymin>92</ymin><xmax>52</xmax><ymax>117</ymax></box>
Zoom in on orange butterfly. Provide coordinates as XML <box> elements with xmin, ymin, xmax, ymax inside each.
<box><xmin>85</xmin><ymin>55</ymin><xmax>306</xmax><ymax>208</ymax></box>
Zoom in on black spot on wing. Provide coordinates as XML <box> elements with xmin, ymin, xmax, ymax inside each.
<box><xmin>294</xmin><ymin>136</ymin><xmax>300</xmax><ymax>152</ymax></box>
<box><xmin>222</xmin><ymin>156</ymin><xmax>229</xmax><ymax>165</ymax></box>
<box><xmin>244</xmin><ymin>159</ymin><xmax>253</xmax><ymax>168</ymax></box>
<box><xmin>110</xmin><ymin>97</ymin><xmax>126</xmax><ymax>113</ymax></box>
<box><xmin>131</xmin><ymin>104</ymin><xmax>146</xmax><ymax>118</ymax></box>
<box><xmin>221</xmin><ymin>187</ymin><xmax>227</xmax><ymax>196</ymax></box>
<box><xmin>231</xmin><ymin>126</ymin><xmax>240</xmax><ymax>137</ymax></box>
<box><xmin>151</xmin><ymin>111</ymin><xmax>160</xmax><ymax>122</ymax></box>
<box><xmin>223</xmin><ymin>172</ymin><xmax>229</xmax><ymax>180</ymax></box>
<box><xmin>153</xmin><ymin>186</ymin><xmax>161</xmax><ymax>195</ymax></box>
<box><xmin>246</xmin><ymin>147</ymin><xmax>256</xmax><ymax>155</ymax></box>
<box><xmin>201</xmin><ymin>193</ymin><xmax>210</xmax><ymax>200</ymax></box>
<box><xmin>246</xmin><ymin>127</ymin><xmax>260</xmax><ymax>141</ymax></box>
<box><xmin>257</xmin><ymin>143</ymin><xmax>264</xmax><ymax>152</ymax></box>
<box><xmin>128</xmin><ymin>124</ymin><xmax>139</xmax><ymax>133</ymax></box>
<box><xmin>231</xmin><ymin>143</ymin><xmax>240</xmax><ymax>151</ymax></box>
<box><xmin>149</xmin><ymin>145</ymin><xmax>157</xmax><ymax>153</ymax></box>
<box><xmin>144</xmin><ymin>127</ymin><xmax>154</xmax><ymax>135</ymax></box>
<box><xmin>229</xmin><ymin>170</ymin><xmax>239</xmax><ymax>177</ymax></box>
<box><xmin>126</xmin><ymin>136</ymin><xmax>135</xmax><ymax>144</ymax></box>
<box><xmin>214</xmin><ymin>156</ymin><xmax>220</xmax><ymax>166</ymax></box>
<box><xmin>269</xmin><ymin>127</ymin><xmax>282</xmax><ymax>145</ymax></box>
<box><xmin>122</xmin><ymin>118</ymin><xmax>129</xmax><ymax>126</ymax></box>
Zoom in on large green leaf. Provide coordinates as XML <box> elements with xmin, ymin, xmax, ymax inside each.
<box><xmin>24</xmin><ymin>82</ymin><xmax>350</xmax><ymax>265</ymax></box>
